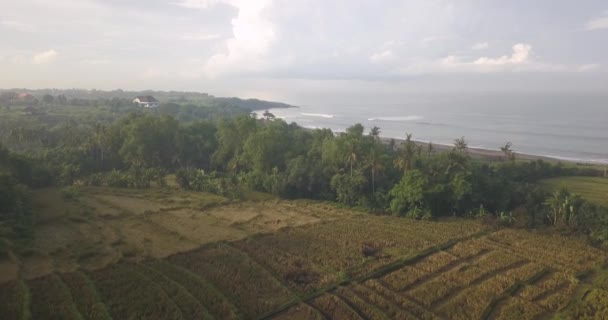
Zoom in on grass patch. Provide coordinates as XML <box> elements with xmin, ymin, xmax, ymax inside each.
<box><xmin>77</xmin><ymin>247</ymin><xmax>101</xmax><ymax>262</ymax></box>
<box><xmin>27</xmin><ymin>274</ymin><xmax>83</xmax><ymax>320</ymax></box>
<box><xmin>133</xmin><ymin>263</ymin><xmax>215</xmax><ymax>319</ymax></box>
<box><xmin>146</xmin><ymin>259</ymin><xmax>241</xmax><ymax>319</ymax></box>
<box><xmin>540</xmin><ymin>176</ymin><xmax>608</xmax><ymax>207</ymax></box>
<box><xmin>169</xmin><ymin>243</ymin><xmax>296</xmax><ymax>319</ymax></box>
<box><xmin>90</xmin><ymin>263</ymin><xmax>183</xmax><ymax>319</ymax></box>
<box><xmin>0</xmin><ymin>280</ymin><xmax>30</xmax><ymax>320</ymax></box>
<box><xmin>61</xmin><ymin>272</ymin><xmax>112</xmax><ymax>320</ymax></box>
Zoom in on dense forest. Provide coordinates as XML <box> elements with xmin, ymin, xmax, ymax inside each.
<box><xmin>1</xmin><ymin>91</ymin><xmax>607</xmax><ymax>254</ymax></box>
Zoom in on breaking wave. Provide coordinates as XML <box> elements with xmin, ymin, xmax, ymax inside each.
<box><xmin>368</xmin><ymin>115</ymin><xmax>423</xmax><ymax>122</ymax></box>
<box><xmin>300</xmin><ymin>113</ymin><xmax>335</xmax><ymax>118</ymax></box>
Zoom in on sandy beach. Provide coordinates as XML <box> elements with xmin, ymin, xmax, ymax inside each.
<box><xmin>379</xmin><ymin>135</ymin><xmax>606</xmax><ymax>166</ymax></box>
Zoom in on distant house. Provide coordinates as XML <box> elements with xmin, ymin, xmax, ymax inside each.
<box><xmin>133</xmin><ymin>96</ymin><xmax>159</xmax><ymax>108</ymax></box>
<box><xmin>16</xmin><ymin>93</ymin><xmax>34</xmax><ymax>100</ymax></box>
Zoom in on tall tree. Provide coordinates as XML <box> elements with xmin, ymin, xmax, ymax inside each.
<box><xmin>366</xmin><ymin>142</ymin><xmax>385</xmax><ymax>194</ymax></box>
<box><xmin>394</xmin><ymin>133</ymin><xmax>416</xmax><ymax>173</ymax></box>
<box><xmin>500</xmin><ymin>142</ymin><xmax>516</xmax><ymax>162</ymax></box>
<box><xmin>369</xmin><ymin>126</ymin><xmax>381</xmax><ymax>139</ymax></box>
<box><xmin>454</xmin><ymin>136</ymin><xmax>468</xmax><ymax>153</ymax></box>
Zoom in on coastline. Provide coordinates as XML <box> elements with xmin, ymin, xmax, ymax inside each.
<box><xmin>379</xmin><ymin>136</ymin><xmax>606</xmax><ymax>166</ymax></box>
<box><xmin>293</xmin><ymin>125</ymin><xmax>604</xmax><ymax>165</ymax></box>
<box><xmin>268</xmin><ymin>102</ymin><xmax>608</xmax><ymax>166</ymax></box>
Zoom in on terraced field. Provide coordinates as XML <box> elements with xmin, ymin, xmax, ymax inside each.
<box><xmin>0</xmin><ymin>186</ymin><xmax>352</xmax><ymax>281</ymax></box>
<box><xmin>1</xmin><ymin>187</ymin><xmax>608</xmax><ymax>319</ymax></box>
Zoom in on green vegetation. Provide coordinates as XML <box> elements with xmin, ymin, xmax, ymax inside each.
<box><xmin>1</xmin><ymin>89</ymin><xmax>608</xmax><ymax>319</ymax></box>
<box><xmin>541</xmin><ymin>176</ymin><xmax>608</xmax><ymax>207</ymax></box>
<box><xmin>0</xmin><ymin>280</ymin><xmax>30</xmax><ymax>320</ymax></box>
<box><xmin>60</xmin><ymin>272</ymin><xmax>111</xmax><ymax>320</ymax></box>
<box><xmin>27</xmin><ymin>274</ymin><xmax>82</xmax><ymax>320</ymax></box>
<box><xmin>0</xmin><ymin>213</ymin><xmax>607</xmax><ymax>319</ymax></box>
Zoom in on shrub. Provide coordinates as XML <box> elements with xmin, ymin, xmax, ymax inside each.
<box><xmin>82</xmin><ymin>167</ymin><xmax>165</xmax><ymax>189</ymax></box>
<box><xmin>61</xmin><ymin>186</ymin><xmax>81</xmax><ymax>201</ymax></box>
<box><xmin>175</xmin><ymin>168</ymin><xmax>242</xmax><ymax>199</ymax></box>
<box><xmin>84</xmin><ymin>173</ymin><xmax>104</xmax><ymax>186</ymax></box>
<box><xmin>105</xmin><ymin>170</ymin><xmax>129</xmax><ymax>188</ymax></box>
<box><xmin>498</xmin><ymin>211</ymin><xmax>516</xmax><ymax>226</ymax></box>
<box><xmin>330</xmin><ymin>172</ymin><xmax>368</xmax><ymax>207</ymax></box>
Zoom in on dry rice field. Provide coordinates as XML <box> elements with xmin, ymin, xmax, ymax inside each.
<box><xmin>1</xmin><ymin>187</ymin><xmax>607</xmax><ymax>319</ymax></box>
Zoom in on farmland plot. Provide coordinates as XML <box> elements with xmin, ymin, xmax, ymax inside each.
<box><xmin>2</xmin><ymin>197</ymin><xmax>608</xmax><ymax>320</ymax></box>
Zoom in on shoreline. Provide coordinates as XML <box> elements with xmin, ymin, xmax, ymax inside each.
<box><xmin>267</xmin><ymin>108</ymin><xmax>608</xmax><ymax>166</ymax></box>
<box><xmin>308</xmin><ymin>125</ymin><xmax>607</xmax><ymax>166</ymax></box>
<box><xmin>379</xmin><ymin>136</ymin><xmax>607</xmax><ymax>166</ymax></box>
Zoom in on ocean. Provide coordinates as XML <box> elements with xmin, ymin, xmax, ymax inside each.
<box><xmin>267</xmin><ymin>92</ymin><xmax>608</xmax><ymax>164</ymax></box>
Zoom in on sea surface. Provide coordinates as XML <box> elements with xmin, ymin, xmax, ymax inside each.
<box><xmin>268</xmin><ymin>92</ymin><xmax>608</xmax><ymax>164</ymax></box>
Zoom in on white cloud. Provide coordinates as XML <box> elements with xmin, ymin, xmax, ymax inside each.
<box><xmin>32</xmin><ymin>49</ymin><xmax>58</xmax><ymax>64</ymax></box>
<box><xmin>439</xmin><ymin>43</ymin><xmax>543</xmax><ymax>72</ymax></box>
<box><xmin>204</xmin><ymin>0</ymin><xmax>276</xmax><ymax>77</ymax></box>
<box><xmin>586</xmin><ymin>15</ymin><xmax>608</xmax><ymax>30</ymax></box>
<box><xmin>473</xmin><ymin>43</ymin><xmax>531</xmax><ymax>66</ymax></box>
<box><xmin>577</xmin><ymin>64</ymin><xmax>600</xmax><ymax>72</ymax></box>
<box><xmin>437</xmin><ymin>43</ymin><xmax>595</xmax><ymax>73</ymax></box>
<box><xmin>142</xmin><ymin>67</ymin><xmax>163</xmax><ymax>78</ymax></box>
<box><xmin>80</xmin><ymin>59</ymin><xmax>111</xmax><ymax>65</ymax></box>
<box><xmin>472</xmin><ymin>42</ymin><xmax>488</xmax><ymax>50</ymax></box>
<box><xmin>0</xmin><ymin>20</ymin><xmax>35</xmax><ymax>32</ymax></box>
<box><xmin>180</xmin><ymin>32</ymin><xmax>222</xmax><ymax>41</ymax></box>
<box><xmin>370</xmin><ymin>49</ymin><xmax>396</xmax><ymax>64</ymax></box>
<box><xmin>173</xmin><ymin>0</ymin><xmax>276</xmax><ymax>77</ymax></box>
<box><xmin>173</xmin><ymin>0</ymin><xmax>221</xmax><ymax>9</ymax></box>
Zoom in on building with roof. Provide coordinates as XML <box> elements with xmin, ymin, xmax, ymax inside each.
<box><xmin>133</xmin><ymin>96</ymin><xmax>159</xmax><ymax>108</ymax></box>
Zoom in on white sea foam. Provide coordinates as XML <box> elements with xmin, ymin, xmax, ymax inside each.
<box><xmin>368</xmin><ymin>115</ymin><xmax>423</xmax><ymax>122</ymax></box>
<box><xmin>300</xmin><ymin>112</ymin><xmax>335</xmax><ymax>118</ymax></box>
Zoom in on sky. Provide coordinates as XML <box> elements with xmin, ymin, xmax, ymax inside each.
<box><xmin>1</xmin><ymin>0</ymin><xmax>607</xmax><ymax>103</ymax></box>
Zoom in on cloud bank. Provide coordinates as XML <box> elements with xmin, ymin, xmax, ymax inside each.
<box><xmin>0</xmin><ymin>0</ymin><xmax>606</xmax><ymax>93</ymax></box>
<box><xmin>32</xmin><ymin>50</ymin><xmax>58</xmax><ymax>64</ymax></box>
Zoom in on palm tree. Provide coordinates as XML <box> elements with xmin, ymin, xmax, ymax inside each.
<box><xmin>454</xmin><ymin>136</ymin><xmax>468</xmax><ymax>153</ymax></box>
<box><xmin>367</xmin><ymin>144</ymin><xmax>384</xmax><ymax>194</ymax></box>
<box><xmin>394</xmin><ymin>133</ymin><xmax>416</xmax><ymax>173</ymax></box>
<box><xmin>445</xmin><ymin>150</ymin><xmax>469</xmax><ymax>175</ymax></box>
<box><xmin>369</xmin><ymin>126</ymin><xmax>381</xmax><ymax>139</ymax></box>
<box><xmin>345</xmin><ymin>139</ymin><xmax>358</xmax><ymax>177</ymax></box>
<box><xmin>91</xmin><ymin>123</ymin><xmax>107</xmax><ymax>169</ymax></box>
<box><xmin>500</xmin><ymin>142</ymin><xmax>516</xmax><ymax>162</ymax></box>
<box><xmin>426</xmin><ymin>142</ymin><xmax>434</xmax><ymax>156</ymax></box>
<box><xmin>388</xmin><ymin>138</ymin><xmax>397</xmax><ymax>152</ymax></box>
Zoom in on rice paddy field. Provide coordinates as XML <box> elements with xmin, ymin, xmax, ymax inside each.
<box><xmin>541</xmin><ymin>176</ymin><xmax>608</xmax><ymax>207</ymax></box>
<box><xmin>1</xmin><ymin>186</ymin><xmax>608</xmax><ymax>319</ymax></box>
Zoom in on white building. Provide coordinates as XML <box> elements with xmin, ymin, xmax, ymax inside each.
<box><xmin>133</xmin><ymin>96</ymin><xmax>159</xmax><ymax>108</ymax></box>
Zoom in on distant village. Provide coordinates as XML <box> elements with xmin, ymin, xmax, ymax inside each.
<box><xmin>0</xmin><ymin>91</ymin><xmax>159</xmax><ymax>115</ymax></box>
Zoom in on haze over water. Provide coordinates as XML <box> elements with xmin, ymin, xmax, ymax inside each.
<box><xmin>270</xmin><ymin>92</ymin><xmax>608</xmax><ymax>164</ymax></box>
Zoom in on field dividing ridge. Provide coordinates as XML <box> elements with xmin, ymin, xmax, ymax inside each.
<box><xmin>3</xmin><ymin>195</ymin><xmax>608</xmax><ymax>320</ymax></box>
<box><xmin>258</xmin><ymin>228</ymin><xmax>491</xmax><ymax>320</ymax></box>
<box><xmin>145</xmin><ymin>259</ymin><xmax>241</xmax><ymax>319</ymax></box>
<box><xmin>482</xmin><ymin>268</ymin><xmax>550</xmax><ymax>320</ymax></box>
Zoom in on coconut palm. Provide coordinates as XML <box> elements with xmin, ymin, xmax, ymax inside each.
<box><xmin>500</xmin><ymin>142</ymin><xmax>516</xmax><ymax>162</ymax></box>
<box><xmin>454</xmin><ymin>136</ymin><xmax>468</xmax><ymax>153</ymax></box>
<box><xmin>426</xmin><ymin>142</ymin><xmax>434</xmax><ymax>156</ymax></box>
<box><xmin>369</xmin><ymin>126</ymin><xmax>381</xmax><ymax>139</ymax></box>
<box><xmin>367</xmin><ymin>144</ymin><xmax>385</xmax><ymax>194</ymax></box>
<box><xmin>394</xmin><ymin>133</ymin><xmax>416</xmax><ymax>173</ymax></box>
<box><xmin>344</xmin><ymin>139</ymin><xmax>358</xmax><ymax>177</ymax></box>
